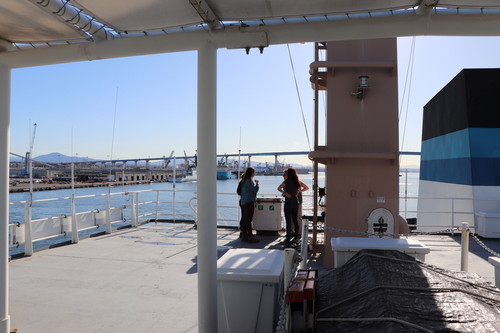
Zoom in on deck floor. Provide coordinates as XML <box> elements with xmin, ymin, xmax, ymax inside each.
<box><xmin>8</xmin><ymin>223</ymin><xmax>500</xmax><ymax>333</ymax></box>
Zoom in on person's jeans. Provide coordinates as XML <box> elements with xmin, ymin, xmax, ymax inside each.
<box><xmin>242</xmin><ymin>202</ymin><xmax>255</xmax><ymax>239</ymax></box>
<box><xmin>284</xmin><ymin>197</ymin><xmax>299</xmax><ymax>241</ymax></box>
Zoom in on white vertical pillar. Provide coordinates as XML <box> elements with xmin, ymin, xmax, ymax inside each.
<box><xmin>461</xmin><ymin>222</ymin><xmax>469</xmax><ymax>272</ymax></box>
<box><xmin>197</xmin><ymin>40</ymin><xmax>218</xmax><ymax>333</ymax></box>
<box><xmin>23</xmin><ymin>203</ymin><xmax>33</xmax><ymax>255</ymax></box>
<box><xmin>71</xmin><ymin>162</ymin><xmax>79</xmax><ymax>243</ymax></box>
<box><xmin>105</xmin><ymin>193</ymin><xmax>112</xmax><ymax>234</ymax></box>
<box><xmin>0</xmin><ymin>63</ymin><xmax>11</xmax><ymax>333</ymax></box>
<box><xmin>130</xmin><ymin>193</ymin><xmax>137</xmax><ymax>227</ymax></box>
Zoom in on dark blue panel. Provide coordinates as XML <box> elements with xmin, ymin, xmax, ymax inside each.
<box><xmin>420</xmin><ymin>158</ymin><xmax>472</xmax><ymax>185</ymax></box>
<box><xmin>470</xmin><ymin>158</ymin><xmax>500</xmax><ymax>186</ymax></box>
<box><xmin>420</xmin><ymin>158</ymin><xmax>500</xmax><ymax>186</ymax></box>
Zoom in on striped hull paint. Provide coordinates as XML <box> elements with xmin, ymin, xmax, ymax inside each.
<box><xmin>418</xmin><ymin>69</ymin><xmax>500</xmax><ymax>232</ymax></box>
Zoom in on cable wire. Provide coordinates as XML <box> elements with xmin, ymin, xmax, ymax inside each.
<box><xmin>399</xmin><ymin>37</ymin><xmax>416</xmax><ymax>165</ymax></box>
<box><xmin>287</xmin><ymin>44</ymin><xmax>311</xmax><ymax>151</ymax></box>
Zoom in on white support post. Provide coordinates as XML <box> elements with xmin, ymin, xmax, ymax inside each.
<box><xmin>23</xmin><ymin>203</ymin><xmax>33</xmax><ymax>256</ymax></box>
<box><xmin>131</xmin><ymin>193</ymin><xmax>138</xmax><ymax>227</ymax></box>
<box><xmin>0</xmin><ymin>63</ymin><xmax>11</xmax><ymax>333</ymax></box>
<box><xmin>71</xmin><ymin>163</ymin><xmax>79</xmax><ymax>243</ymax></box>
<box><xmin>70</xmin><ymin>196</ymin><xmax>78</xmax><ymax>243</ymax></box>
<box><xmin>197</xmin><ymin>40</ymin><xmax>218</xmax><ymax>333</ymax></box>
<box><xmin>105</xmin><ymin>194</ymin><xmax>112</xmax><ymax>234</ymax></box>
<box><xmin>135</xmin><ymin>192</ymin><xmax>139</xmax><ymax>225</ymax></box>
<box><xmin>299</xmin><ymin>221</ymin><xmax>309</xmax><ymax>270</ymax></box>
<box><xmin>461</xmin><ymin>222</ymin><xmax>469</xmax><ymax>272</ymax></box>
<box><xmin>284</xmin><ymin>248</ymin><xmax>296</xmax><ymax>332</ymax></box>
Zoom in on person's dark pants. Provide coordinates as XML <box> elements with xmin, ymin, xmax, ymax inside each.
<box><xmin>284</xmin><ymin>198</ymin><xmax>299</xmax><ymax>241</ymax></box>
<box><xmin>239</xmin><ymin>200</ymin><xmax>244</xmax><ymax>237</ymax></box>
<box><xmin>242</xmin><ymin>202</ymin><xmax>255</xmax><ymax>239</ymax></box>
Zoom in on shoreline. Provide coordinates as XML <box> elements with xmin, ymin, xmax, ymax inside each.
<box><xmin>9</xmin><ymin>180</ymin><xmax>154</xmax><ymax>193</ymax></box>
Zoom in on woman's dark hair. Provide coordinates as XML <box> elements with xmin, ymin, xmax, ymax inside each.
<box><xmin>286</xmin><ymin>168</ymin><xmax>300</xmax><ymax>187</ymax></box>
<box><xmin>243</xmin><ymin>167</ymin><xmax>255</xmax><ymax>181</ymax></box>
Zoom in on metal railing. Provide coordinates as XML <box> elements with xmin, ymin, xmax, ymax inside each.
<box><xmin>8</xmin><ymin>188</ymin><xmax>497</xmax><ymax>256</ymax></box>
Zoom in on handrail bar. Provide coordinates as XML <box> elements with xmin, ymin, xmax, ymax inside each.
<box><xmin>8</xmin><ymin>187</ymin><xmax>495</xmax><ymax>255</ymax></box>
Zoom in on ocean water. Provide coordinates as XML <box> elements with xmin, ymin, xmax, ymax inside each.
<box><xmin>8</xmin><ymin>171</ymin><xmax>420</xmax><ymax>255</ymax></box>
<box><xmin>9</xmin><ymin>170</ymin><xmax>419</xmax><ymax>223</ymax></box>
<box><xmin>8</xmin><ymin>173</ymin><xmax>325</xmax><ymax>223</ymax></box>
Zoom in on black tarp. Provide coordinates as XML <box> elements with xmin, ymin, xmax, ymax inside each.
<box><xmin>315</xmin><ymin>249</ymin><xmax>500</xmax><ymax>332</ymax></box>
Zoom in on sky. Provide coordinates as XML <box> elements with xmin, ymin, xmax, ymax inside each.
<box><xmin>9</xmin><ymin>36</ymin><xmax>500</xmax><ymax>168</ymax></box>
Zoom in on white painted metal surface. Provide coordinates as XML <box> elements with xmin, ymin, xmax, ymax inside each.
<box><xmin>253</xmin><ymin>198</ymin><xmax>283</xmax><ymax>231</ymax></box>
<box><xmin>2</xmin><ymin>1</ymin><xmax>500</xmax><ymax>48</ymax></box>
<box><xmin>197</xmin><ymin>41</ymin><xmax>218</xmax><ymax>333</ymax></box>
<box><xmin>476</xmin><ymin>211</ymin><xmax>500</xmax><ymax>238</ymax></box>
<box><xmin>461</xmin><ymin>222</ymin><xmax>469</xmax><ymax>271</ymax></box>
<box><xmin>2</xmin><ymin>2</ymin><xmax>500</xmax><ymax>333</ymax></box>
<box><xmin>488</xmin><ymin>256</ymin><xmax>500</xmax><ymax>288</ymax></box>
<box><xmin>0</xmin><ymin>63</ymin><xmax>10</xmax><ymax>333</ymax></box>
<box><xmin>217</xmin><ymin>249</ymin><xmax>284</xmax><ymax>333</ymax></box>
<box><xmin>331</xmin><ymin>237</ymin><xmax>430</xmax><ymax>267</ymax></box>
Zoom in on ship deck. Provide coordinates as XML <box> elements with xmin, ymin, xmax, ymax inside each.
<box><xmin>8</xmin><ymin>222</ymin><xmax>500</xmax><ymax>333</ymax></box>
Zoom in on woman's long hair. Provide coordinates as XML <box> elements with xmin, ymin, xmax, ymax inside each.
<box><xmin>286</xmin><ymin>168</ymin><xmax>300</xmax><ymax>187</ymax></box>
<box><xmin>243</xmin><ymin>167</ymin><xmax>255</xmax><ymax>181</ymax></box>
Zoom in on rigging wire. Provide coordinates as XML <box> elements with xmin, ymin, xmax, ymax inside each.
<box><xmin>109</xmin><ymin>87</ymin><xmax>119</xmax><ymax>187</ymax></box>
<box><xmin>399</xmin><ymin>37</ymin><xmax>416</xmax><ymax>165</ymax></box>
<box><xmin>287</xmin><ymin>44</ymin><xmax>312</xmax><ymax>151</ymax></box>
<box><xmin>110</xmin><ymin>87</ymin><xmax>119</xmax><ymax>163</ymax></box>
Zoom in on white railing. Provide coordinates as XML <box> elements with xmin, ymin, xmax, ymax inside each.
<box><xmin>8</xmin><ymin>188</ymin><xmax>236</xmax><ymax>255</ymax></box>
<box><xmin>8</xmin><ymin>188</ymin><xmax>488</xmax><ymax>256</ymax></box>
<box><xmin>398</xmin><ymin>195</ymin><xmax>500</xmax><ymax>232</ymax></box>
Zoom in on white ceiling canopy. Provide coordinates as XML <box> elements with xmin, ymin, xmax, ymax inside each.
<box><xmin>71</xmin><ymin>0</ymin><xmax>205</xmax><ymax>32</ymax></box>
<box><xmin>1</xmin><ymin>0</ymin><xmax>500</xmax><ymax>67</ymax></box>
<box><xmin>2</xmin><ymin>0</ymin><xmax>500</xmax><ymax>44</ymax></box>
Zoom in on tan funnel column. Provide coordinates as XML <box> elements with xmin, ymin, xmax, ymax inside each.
<box><xmin>309</xmin><ymin>39</ymin><xmax>399</xmax><ymax>267</ymax></box>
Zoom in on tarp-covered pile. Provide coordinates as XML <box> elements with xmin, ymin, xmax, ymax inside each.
<box><xmin>315</xmin><ymin>249</ymin><xmax>500</xmax><ymax>332</ymax></box>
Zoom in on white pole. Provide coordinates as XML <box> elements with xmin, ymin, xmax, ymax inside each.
<box><xmin>173</xmin><ymin>156</ymin><xmax>176</xmax><ymax>222</ymax></box>
<box><xmin>105</xmin><ymin>194</ymin><xmax>112</xmax><ymax>234</ymax></box>
<box><xmin>284</xmin><ymin>248</ymin><xmax>296</xmax><ymax>332</ymax></box>
<box><xmin>25</xmin><ymin>122</ymin><xmax>35</xmax><ymax>255</ymax></box>
<box><xmin>299</xmin><ymin>222</ymin><xmax>308</xmax><ymax>270</ymax></box>
<box><xmin>237</xmin><ymin>127</ymin><xmax>242</xmax><ymax>179</ymax></box>
<box><xmin>197</xmin><ymin>40</ymin><xmax>218</xmax><ymax>333</ymax></box>
<box><xmin>0</xmin><ymin>63</ymin><xmax>11</xmax><ymax>333</ymax></box>
<box><xmin>237</xmin><ymin>128</ymin><xmax>242</xmax><ymax>223</ymax></box>
<box><xmin>23</xmin><ymin>203</ymin><xmax>33</xmax><ymax>256</ymax></box>
<box><xmin>71</xmin><ymin>161</ymin><xmax>79</xmax><ymax>243</ymax></box>
<box><xmin>404</xmin><ymin>168</ymin><xmax>408</xmax><ymax>219</ymax></box>
<box><xmin>461</xmin><ymin>222</ymin><xmax>469</xmax><ymax>272</ymax></box>
<box><xmin>130</xmin><ymin>193</ymin><xmax>137</xmax><ymax>227</ymax></box>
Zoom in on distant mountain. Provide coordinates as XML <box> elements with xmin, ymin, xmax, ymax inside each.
<box><xmin>9</xmin><ymin>155</ymin><xmax>24</xmax><ymax>162</ymax></box>
<box><xmin>33</xmin><ymin>152</ymin><xmax>96</xmax><ymax>163</ymax></box>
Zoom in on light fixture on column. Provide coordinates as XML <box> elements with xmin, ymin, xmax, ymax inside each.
<box><xmin>351</xmin><ymin>75</ymin><xmax>369</xmax><ymax>100</ymax></box>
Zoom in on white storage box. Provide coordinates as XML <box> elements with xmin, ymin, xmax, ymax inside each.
<box><xmin>252</xmin><ymin>197</ymin><xmax>283</xmax><ymax>232</ymax></box>
<box><xmin>331</xmin><ymin>237</ymin><xmax>430</xmax><ymax>268</ymax></box>
<box><xmin>475</xmin><ymin>212</ymin><xmax>500</xmax><ymax>238</ymax></box>
<box><xmin>217</xmin><ymin>249</ymin><xmax>284</xmax><ymax>333</ymax></box>
<box><xmin>488</xmin><ymin>256</ymin><xmax>500</xmax><ymax>288</ymax></box>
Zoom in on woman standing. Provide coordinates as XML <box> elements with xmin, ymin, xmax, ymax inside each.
<box><xmin>277</xmin><ymin>168</ymin><xmax>309</xmax><ymax>246</ymax></box>
<box><xmin>240</xmin><ymin>167</ymin><xmax>260</xmax><ymax>243</ymax></box>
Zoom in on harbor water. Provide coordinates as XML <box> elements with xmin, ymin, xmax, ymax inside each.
<box><xmin>8</xmin><ymin>171</ymin><xmax>420</xmax><ymax>256</ymax></box>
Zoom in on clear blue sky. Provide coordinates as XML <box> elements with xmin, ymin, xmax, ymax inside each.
<box><xmin>9</xmin><ymin>36</ymin><xmax>500</xmax><ymax>168</ymax></box>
